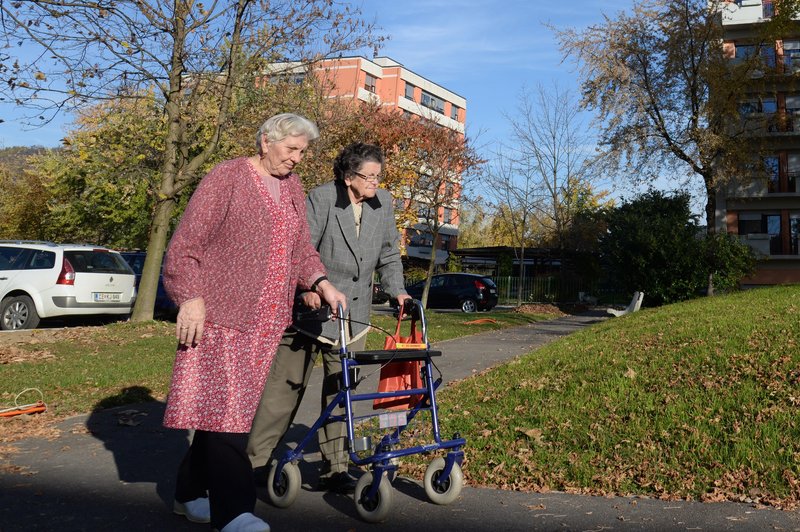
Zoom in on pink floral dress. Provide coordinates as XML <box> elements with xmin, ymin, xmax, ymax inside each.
<box><xmin>163</xmin><ymin>173</ymin><xmax>300</xmax><ymax>433</ymax></box>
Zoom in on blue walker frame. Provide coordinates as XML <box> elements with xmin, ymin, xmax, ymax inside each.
<box><xmin>267</xmin><ymin>300</ymin><xmax>467</xmax><ymax>521</ymax></box>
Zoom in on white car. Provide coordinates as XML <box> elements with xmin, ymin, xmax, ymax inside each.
<box><xmin>0</xmin><ymin>241</ymin><xmax>137</xmax><ymax>330</ymax></box>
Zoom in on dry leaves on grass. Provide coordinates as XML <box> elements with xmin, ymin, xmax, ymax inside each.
<box><xmin>0</xmin><ymin>326</ymin><xmax>105</xmax><ymax>365</ymax></box>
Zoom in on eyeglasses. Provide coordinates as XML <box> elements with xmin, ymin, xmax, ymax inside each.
<box><xmin>351</xmin><ymin>171</ymin><xmax>382</xmax><ymax>183</ymax></box>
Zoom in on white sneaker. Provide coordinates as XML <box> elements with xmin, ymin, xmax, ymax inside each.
<box><xmin>173</xmin><ymin>497</ymin><xmax>211</xmax><ymax>523</ymax></box>
<box><xmin>220</xmin><ymin>512</ymin><xmax>270</xmax><ymax>532</ymax></box>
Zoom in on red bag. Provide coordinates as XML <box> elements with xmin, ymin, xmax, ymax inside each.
<box><xmin>372</xmin><ymin>314</ymin><xmax>426</xmax><ymax>411</ymax></box>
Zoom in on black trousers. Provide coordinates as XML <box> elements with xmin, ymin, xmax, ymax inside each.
<box><xmin>175</xmin><ymin>430</ymin><xmax>255</xmax><ymax>530</ymax></box>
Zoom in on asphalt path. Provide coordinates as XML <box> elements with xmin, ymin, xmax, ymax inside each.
<box><xmin>2</xmin><ymin>309</ymin><xmax>799</xmax><ymax>531</ymax></box>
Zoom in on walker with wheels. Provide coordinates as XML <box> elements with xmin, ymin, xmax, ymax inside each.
<box><xmin>265</xmin><ymin>299</ymin><xmax>466</xmax><ymax>522</ymax></box>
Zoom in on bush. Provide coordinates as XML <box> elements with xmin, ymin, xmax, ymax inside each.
<box><xmin>600</xmin><ymin>190</ymin><xmax>754</xmax><ymax>305</ymax></box>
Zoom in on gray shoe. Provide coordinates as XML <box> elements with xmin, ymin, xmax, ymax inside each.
<box><xmin>173</xmin><ymin>497</ymin><xmax>211</xmax><ymax>523</ymax></box>
<box><xmin>218</xmin><ymin>512</ymin><xmax>270</xmax><ymax>532</ymax></box>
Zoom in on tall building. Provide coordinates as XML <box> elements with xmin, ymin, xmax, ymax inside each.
<box><xmin>268</xmin><ymin>56</ymin><xmax>467</xmax><ymax>267</ymax></box>
<box><xmin>718</xmin><ymin>0</ymin><xmax>800</xmax><ymax>284</ymax></box>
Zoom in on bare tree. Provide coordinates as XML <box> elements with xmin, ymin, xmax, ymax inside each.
<box><xmin>485</xmin><ymin>145</ymin><xmax>541</xmax><ymax>306</ymax></box>
<box><xmin>485</xmin><ymin>83</ymin><xmax>600</xmax><ymax>305</ymax></box>
<box><xmin>0</xmin><ymin>1</ymin><xmax>381</xmax><ymax>320</ymax></box>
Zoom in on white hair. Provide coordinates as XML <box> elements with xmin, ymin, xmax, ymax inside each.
<box><xmin>256</xmin><ymin>113</ymin><xmax>319</xmax><ymax>153</ymax></box>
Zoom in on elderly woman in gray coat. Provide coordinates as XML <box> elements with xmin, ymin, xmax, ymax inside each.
<box><xmin>247</xmin><ymin>142</ymin><xmax>410</xmax><ymax>492</ymax></box>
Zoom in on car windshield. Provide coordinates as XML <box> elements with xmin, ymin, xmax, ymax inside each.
<box><xmin>65</xmin><ymin>250</ymin><xmax>134</xmax><ymax>274</ymax></box>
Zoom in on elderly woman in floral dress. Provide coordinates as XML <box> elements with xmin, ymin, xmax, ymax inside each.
<box><xmin>162</xmin><ymin>113</ymin><xmax>347</xmax><ymax>532</ymax></box>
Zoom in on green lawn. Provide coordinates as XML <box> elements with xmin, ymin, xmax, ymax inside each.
<box><xmin>411</xmin><ymin>285</ymin><xmax>800</xmax><ymax>507</ymax></box>
<box><xmin>0</xmin><ymin>309</ymin><xmax>549</xmax><ymax>418</ymax></box>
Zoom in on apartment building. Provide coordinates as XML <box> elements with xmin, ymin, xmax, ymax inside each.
<box><xmin>719</xmin><ymin>0</ymin><xmax>800</xmax><ymax>284</ymax></box>
<box><xmin>268</xmin><ymin>56</ymin><xmax>467</xmax><ymax>267</ymax></box>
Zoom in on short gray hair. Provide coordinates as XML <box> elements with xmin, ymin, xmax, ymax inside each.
<box><xmin>256</xmin><ymin>113</ymin><xmax>319</xmax><ymax>152</ymax></box>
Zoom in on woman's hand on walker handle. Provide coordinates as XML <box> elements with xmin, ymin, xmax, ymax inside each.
<box><xmin>317</xmin><ymin>280</ymin><xmax>347</xmax><ymax>319</ymax></box>
<box><xmin>396</xmin><ymin>294</ymin><xmax>412</xmax><ymax>317</ymax></box>
<box><xmin>298</xmin><ymin>290</ymin><xmax>321</xmax><ymax>309</ymax></box>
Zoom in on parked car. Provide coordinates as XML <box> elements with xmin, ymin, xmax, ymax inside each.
<box><xmin>119</xmin><ymin>251</ymin><xmax>177</xmax><ymax>318</ymax></box>
<box><xmin>393</xmin><ymin>273</ymin><xmax>498</xmax><ymax>313</ymax></box>
<box><xmin>0</xmin><ymin>241</ymin><xmax>137</xmax><ymax>330</ymax></box>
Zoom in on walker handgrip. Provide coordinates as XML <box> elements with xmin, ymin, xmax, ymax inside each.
<box><xmin>294</xmin><ymin>305</ymin><xmax>332</xmax><ymax>322</ymax></box>
<box><xmin>336</xmin><ymin>302</ymin><xmax>347</xmax><ymax>353</ymax></box>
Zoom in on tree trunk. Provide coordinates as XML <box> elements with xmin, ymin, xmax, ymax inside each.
<box><xmin>130</xmin><ymin>197</ymin><xmax>177</xmax><ymax>322</ymax></box>
<box><xmin>704</xmin><ymin>177</ymin><xmax>717</xmax><ymax>296</ymax></box>
<box><xmin>420</xmin><ymin>231</ymin><xmax>441</xmax><ymax>309</ymax></box>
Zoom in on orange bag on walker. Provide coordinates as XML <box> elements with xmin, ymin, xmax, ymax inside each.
<box><xmin>372</xmin><ymin>311</ymin><xmax>426</xmax><ymax>411</ymax></box>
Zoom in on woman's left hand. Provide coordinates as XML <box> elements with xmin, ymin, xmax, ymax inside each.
<box><xmin>396</xmin><ymin>293</ymin><xmax>412</xmax><ymax>316</ymax></box>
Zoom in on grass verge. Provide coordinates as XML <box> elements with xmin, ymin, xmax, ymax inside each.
<box><xmin>406</xmin><ymin>285</ymin><xmax>800</xmax><ymax>507</ymax></box>
<box><xmin>0</xmin><ymin>309</ymin><xmax>549</xmax><ymax>422</ymax></box>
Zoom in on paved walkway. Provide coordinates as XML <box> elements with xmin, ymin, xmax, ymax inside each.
<box><xmin>2</xmin><ymin>311</ymin><xmax>799</xmax><ymax>531</ymax></box>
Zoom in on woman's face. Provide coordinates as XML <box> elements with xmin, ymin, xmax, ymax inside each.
<box><xmin>260</xmin><ymin>134</ymin><xmax>309</xmax><ymax>177</ymax></box>
<box><xmin>345</xmin><ymin>161</ymin><xmax>382</xmax><ymax>204</ymax></box>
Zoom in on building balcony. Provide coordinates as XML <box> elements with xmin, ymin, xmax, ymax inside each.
<box><xmin>722</xmin><ymin>0</ymin><xmax>775</xmax><ymax>26</ymax></box>
<box><xmin>739</xmin><ymin>232</ymin><xmax>772</xmax><ymax>256</ymax></box>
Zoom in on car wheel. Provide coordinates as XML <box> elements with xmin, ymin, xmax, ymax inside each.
<box><xmin>460</xmin><ymin>299</ymin><xmax>477</xmax><ymax>313</ymax></box>
<box><xmin>1</xmin><ymin>295</ymin><xmax>40</xmax><ymax>330</ymax></box>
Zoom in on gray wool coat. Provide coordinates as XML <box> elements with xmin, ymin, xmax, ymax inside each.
<box><xmin>294</xmin><ymin>180</ymin><xmax>407</xmax><ymax>343</ymax></box>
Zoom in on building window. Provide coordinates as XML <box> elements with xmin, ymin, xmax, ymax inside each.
<box><xmin>738</xmin><ymin>212</ymin><xmax>782</xmax><ymax>255</ymax></box>
<box><xmin>785</xmin><ymin>94</ymin><xmax>800</xmax><ymax>132</ymax></box>
<box><xmin>740</xmin><ymin>96</ymin><xmax>778</xmax><ymax>130</ymax></box>
<box><xmin>734</xmin><ymin>43</ymin><xmax>776</xmax><ymax>69</ymax></box>
<box><xmin>270</xmin><ymin>72</ymin><xmax>306</xmax><ymax>84</ymax></box>
<box><xmin>405</xmin><ymin>82</ymin><xmax>416</xmax><ymax>101</ymax></box>
<box><xmin>784</xmin><ymin>40</ymin><xmax>800</xmax><ymax>73</ymax></box>
<box><xmin>791</xmin><ymin>215</ymin><xmax>800</xmax><ymax>255</ymax></box>
<box><xmin>767</xmin><ymin>214</ymin><xmax>782</xmax><ymax>254</ymax></box>
<box><xmin>421</xmin><ymin>90</ymin><xmax>445</xmax><ymax>113</ymax></box>
<box><xmin>409</xmin><ymin>231</ymin><xmax>434</xmax><ymax>248</ymax></box>
<box><xmin>788</xmin><ymin>153</ymin><xmax>800</xmax><ymax>193</ymax></box>
<box><xmin>764</xmin><ymin>156</ymin><xmax>780</xmax><ymax>192</ymax></box>
<box><xmin>364</xmin><ymin>73</ymin><xmax>377</xmax><ymax>93</ymax></box>
<box><xmin>450</xmin><ymin>105</ymin><xmax>459</xmax><ymax>121</ymax></box>
<box><xmin>443</xmin><ymin>207</ymin><xmax>452</xmax><ymax>224</ymax></box>
<box><xmin>420</xmin><ymin>205</ymin><xmax>436</xmax><ymax>220</ymax></box>
<box><xmin>739</xmin><ymin>97</ymin><xmax>776</xmax><ymax>115</ymax></box>
<box><xmin>763</xmin><ymin>0</ymin><xmax>775</xmax><ymax>18</ymax></box>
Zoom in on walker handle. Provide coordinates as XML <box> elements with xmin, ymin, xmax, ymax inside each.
<box><xmin>337</xmin><ymin>302</ymin><xmax>348</xmax><ymax>355</ymax></box>
<box><xmin>293</xmin><ymin>304</ymin><xmax>332</xmax><ymax>322</ymax></box>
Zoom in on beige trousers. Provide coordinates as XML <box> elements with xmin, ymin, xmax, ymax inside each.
<box><xmin>246</xmin><ymin>328</ymin><xmax>367</xmax><ymax>478</ymax></box>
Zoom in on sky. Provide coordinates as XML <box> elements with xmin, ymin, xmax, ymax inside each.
<box><xmin>357</xmin><ymin>0</ymin><xmax>633</xmax><ymax>148</ymax></box>
<box><xmin>0</xmin><ymin>0</ymin><xmax>634</xmax><ymax>151</ymax></box>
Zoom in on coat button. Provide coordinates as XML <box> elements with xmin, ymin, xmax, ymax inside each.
<box><xmin>352</xmin><ymin>276</ymin><xmax>359</xmax><ymax>282</ymax></box>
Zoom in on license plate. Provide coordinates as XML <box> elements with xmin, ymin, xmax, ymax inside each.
<box><xmin>489</xmin><ymin>288</ymin><xmax>497</xmax><ymax>294</ymax></box>
<box><xmin>93</xmin><ymin>292</ymin><xmax>121</xmax><ymax>302</ymax></box>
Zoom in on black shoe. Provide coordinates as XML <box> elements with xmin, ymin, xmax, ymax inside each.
<box><xmin>318</xmin><ymin>471</ymin><xmax>358</xmax><ymax>493</ymax></box>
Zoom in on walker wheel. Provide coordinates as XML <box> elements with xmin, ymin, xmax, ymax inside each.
<box><xmin>267</xmin><ymin>462</ymin><xmax>301</xmax><ymax>508</ymax></box>
<box><xmin>423</xmin><ymin>457</ymin><xmax>463</xmax><ymax>505</ymax></box>
<box><xmin>354</xmin><ymin>472</ymin><xmax>393</xmax><ymax>522</ymax></box>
